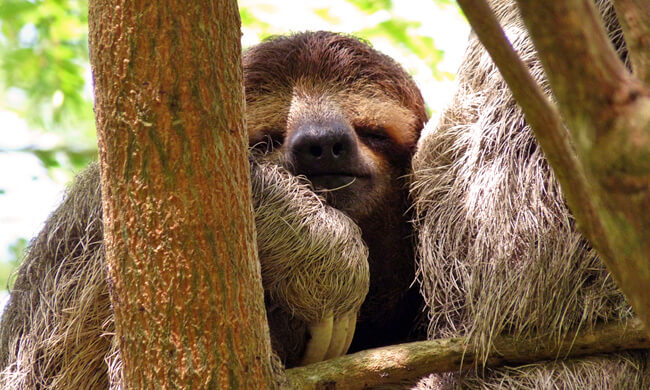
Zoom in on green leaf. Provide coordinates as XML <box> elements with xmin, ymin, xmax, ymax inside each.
<box><xmin>0</xmin><ymin>0</ymin><xmax>91</xmax><ymax>131</ymax></box>
<box><xmin>358</xmin><ymin>18</ymin><xmax>446</xmax><ymax>79</ymax></box>
<box><xmin>32</xmin><ymin>149</ymin><xmax>60</xmax><ymax>169</ymax></box>
<box><xmin>239</xmin><ymin>7</ymin><xmax>270</xmax><ymax>31</ymax></box>
<box><xmin>7</xmin><ymin>238</ymin><xmax>27</xmax><ymax>267</ymax></box>
<box><xmin>347</xmin><ymin>0</ymin><xmax>392</xmax><ymax>13</ymax></box>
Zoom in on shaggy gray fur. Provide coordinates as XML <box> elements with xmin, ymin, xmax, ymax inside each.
<box><xmin>411</xmin><ymin>0</ymin><xmax>649</xmax><ymax>388</ymax></box>
<box><xmin>0</xmin><ymin>159</ymin><xmax>368</xmax><ymax>388</ymax></box>
<box><xmin>0</xmin><ymin>164</ymin><xmax>111</xmax><ymax>389</ymax></box>
<box><xmin>253</xmin><ymin>154</ymin><xmax>369</xmax><ymax>367</ymax></box>
<box><xmin>252</xmin><ymin>155</ymin><xmax>369</xmax><ymax>323</ymax></box>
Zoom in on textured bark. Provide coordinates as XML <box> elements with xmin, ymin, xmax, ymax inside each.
<box><xmin>88</xmin><ymin>1</ymin><xmax>276</xmax><ymax>388</ymax></box>
<box><xmin>457</xmin><ymin>0</ymin><xmax>650</xmax><ymax>335</ymax></box>
<box><xmin>286</xmin><ymin>319</ymin><xmax>650</xmax><ymax>389</ymax></box>
<box><xmin>514</xmin><ymin>0</ymin><xmax>650</xmax><ymax>337</ymax></box>
<box><xmin>612</xmin><ymin>0</ymin><xmax>650</xmax><ymax>83</ymax></box>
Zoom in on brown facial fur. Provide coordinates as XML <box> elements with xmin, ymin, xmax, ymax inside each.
<box><xmin>244</xmin><ymin>31</ymin><xmax>428</xmax><ymax>353</ymax></box>
<box><xmin>245</xmin><ymin>31</ymin><xmax>426</xmax><ymax>220</ymax></box>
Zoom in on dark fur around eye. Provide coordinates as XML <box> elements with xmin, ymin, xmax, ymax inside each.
<box><xmin>252</xmin><ymin>132</ymin><xmax>285</xmax><ymax>153</ymax></box>
<box><xmin>355</xmin><ymin>126</ymin><xmax>391</xmax><ymax>148</ymax></box>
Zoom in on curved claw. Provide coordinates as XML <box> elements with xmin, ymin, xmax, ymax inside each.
<box><xmin>342</xmin><ymin>312</ymin><xmax>357</xmax><ymax>355</ymax></box>
<box><xmin>325</xmin><ymin>311</ymin><xmax>356</xmax><ymax>359</ymax></box>
<box><xmin>300</xmin><ymin>314</ymin><xmax>334</xmax><ymax>366</ymax></box>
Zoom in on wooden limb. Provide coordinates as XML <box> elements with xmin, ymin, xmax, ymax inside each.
<box><xmin>510</xmin><ymin>0</ymin><xmax>650</xmax><ymax>338</ymax></box>
<box><xmin>458</xmin><ymin>0</ymin><xmax>650</xmax><ymax>339</ymax></box>
<box><xmin>455</xmin><ymin>0</ymin><xmax>608</xmax><ymax>292</ymax></box>
<box><xmin>89</xmin><ymin>0</ymin><xmax>277</xmax><ymax>387</ymax></box>
<box><xmin>514</xmin><ymin>0</ymin><xmax>637</xmax><ymax>131</ymax></box>
<box><xmin>285</xmin><ymin>319</ymin><xmax>649</xmax><ymax>389</ymax></box>
<box><xmin>612</xmin><ymin>0</ymin><xmax>650</xmax><ymax>83</ymax></box>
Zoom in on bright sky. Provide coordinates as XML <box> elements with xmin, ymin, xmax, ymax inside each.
<box><xmin>0</xmin><ymin>1</ymin><xmax>470</xmax><ymax>263</ymax></box>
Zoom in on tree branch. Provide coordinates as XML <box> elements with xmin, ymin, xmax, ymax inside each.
<box><xmin>507</xmin><ymin>0</ymin><xmax>650</xmax><ymax>337</ymax></box>
<box><xmin>456</xmin><ymin>0</ymin><xmax>650</xmax><ymax>337</ymax></box>
<box><xmin>455</xmin><ymin>0</ymin><xmax>609</xmax><ymax>296</ymax></box>
<box><xmin>515</xmin><ymin>0</ymin><xmax>638</xmax><ymax>133</ymax></box>
<box><xmin>612</xmin><ymin>0</ymin><xmax>650</xmax><ymax>83</ymax></box>
<box><xmin>89</xmin><ymin>0</ymin><xmax>277</xmax><ymax>386</ymax></box>
<box><xmin>285</xmin><ymin>319</ymin><xmax>648</xmax><ymax>389</ymax></box>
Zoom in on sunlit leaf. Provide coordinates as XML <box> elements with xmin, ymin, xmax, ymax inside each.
<box><xmin>359</xmin><ymin>19</ymin><xmax>446</xmax><ymax>79</ymax></box>
<box><xmin>8</xmin><ymin>238</ymin><xmax>27</xmax><ymax>266</ymax></box>
<box><xmin>347</xmin><ymin>0</ymin><xmax>392</xmax><ymax>13</ymax></box>
<box><xmin>240</xmin><ymin>7</ymin><xmax>271</xmax><ymax>31</ymax></box>
<box><xmin>314</xmin><ymin>8</ymin><xmax>342</xmax><ymax>24</ymax></box>
<box><xmin>0</xmin><ymin>0</ymin><xmax>90</xmax><ymax>133</ymax></box>
<box><xmin>32</xmin><ymin>149</ymin><xmax>60</xmax><ymax>168</ymax></box>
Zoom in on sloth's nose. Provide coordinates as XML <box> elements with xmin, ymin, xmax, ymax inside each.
<box><xmin>288</xmin><ymin>121</ymin><xmax>358</xmax><ymax>176</ymax></box>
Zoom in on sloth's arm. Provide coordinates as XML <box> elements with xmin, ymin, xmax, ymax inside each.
<box><xmin>251</xmin><ymin>160</ymin><xmax>370</xmax><ymax>366</ymax></box>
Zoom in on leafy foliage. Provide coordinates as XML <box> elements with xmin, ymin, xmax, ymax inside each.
<box><xmin>0</xmin><ymin>238</ymin><xmax>26</xmax><ymax>289</ymax></box>
<box><xmin>358</xmin><ymin>19</ymin><xmax>448</xmax><ymax>79</ymax></box>
<box><xmin>0</xmin><ymin>0</ymin><xmax>96</xmax><ymax>171</ymax></box>
<box><xmin>347</xmin><ymin>0</ymin><xmax>393</xmax><ymax>14</ymax></box>
<box><xmin>1</xmin><ymin>1</ymin><xmax>92</xmax><ymax>128</ymax></box>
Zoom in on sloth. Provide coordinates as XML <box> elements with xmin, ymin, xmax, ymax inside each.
<box><xmin>0</xmin><ymin>31</ymin><xmax>427</xmax><ymax>389</ymax></box>
<box><xmin>244</xmin><ymin>31</ymin><xmax>427</xmax><ymax>363</ymax></box>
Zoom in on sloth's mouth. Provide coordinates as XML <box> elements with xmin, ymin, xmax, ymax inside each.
<box><xmin>308</xmin><ymin>174</ymin><xmax>369</xmax><ymax>191</ymax></box>
<box><xmin>307</xmin><ymin>172</ymin><xmax>379</xmax><ymax>219</ymax></box>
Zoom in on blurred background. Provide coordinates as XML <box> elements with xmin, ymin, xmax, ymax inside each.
<box><xmin>0</xmin><ymin>0</ymin><xmax>469</xmax><ymax>297</ymax></box>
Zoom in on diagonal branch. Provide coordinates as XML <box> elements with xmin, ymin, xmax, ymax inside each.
<box><xmin>612</xmin><ymin>0</ymin><xmax>650</xmax><ymax>83</ymax></box>
<box><xmin>515</xmin><ymin>0</ymin><xmax>640</xmax><ymax>137</ymax></box>
<box><xmin>285</xmin><ymin>319</ymin><xmax>648</xmax><ymax>389</ymax></box>
<box><xmin>455</xmin><ymin>0</ymin><xmax>650</xmax><ymax>337</ymax></box>
<box><xmin>509</xmin><ymin>0</ymin><xmax>650</xmax><ymax>338</ymax></box>
<box><xmin>454</xmin><ymin>0</ymin><xmax>612</xmax><ymax>276</ymax></box>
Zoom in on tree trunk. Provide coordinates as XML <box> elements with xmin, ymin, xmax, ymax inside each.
<box><xmin>88</xmin><ymin>1</ymin><xmax>277</xmax><ymax>388</ymax></box>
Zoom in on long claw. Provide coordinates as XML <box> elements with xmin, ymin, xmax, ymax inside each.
<box><xmin>342</xmin><ymin>312</ymin><xmax>357</xmax><ymax>355</ymax></box>
<box><xmin>324</xmin><ymin>314</ymin><xmax>349</xmax><ymax>360</ymax></box>
<box><xmin>300</xmin><ymin>314</ymin><xmax>334</xmax><ymax>366</ymax></box>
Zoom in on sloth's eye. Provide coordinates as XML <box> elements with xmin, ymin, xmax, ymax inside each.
<box><xmin>252</xmin><ymin>132</ymin><xmax>285</xmax><ymax>152</ymax></box>
<box><xmin>355</xmin><ymin>126</ymin><xmax>391</xmax><ymax>146</ymax></box>
<box><xmin>269</xmin><ymin>132</ymin><xmax>285</xmax><ymax>147</ymax></box>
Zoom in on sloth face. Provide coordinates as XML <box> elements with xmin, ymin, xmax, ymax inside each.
<box><xmin>244</xmin><ymin>31</ymin><xmax>426</xmax><ymax>220</ymax></box>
